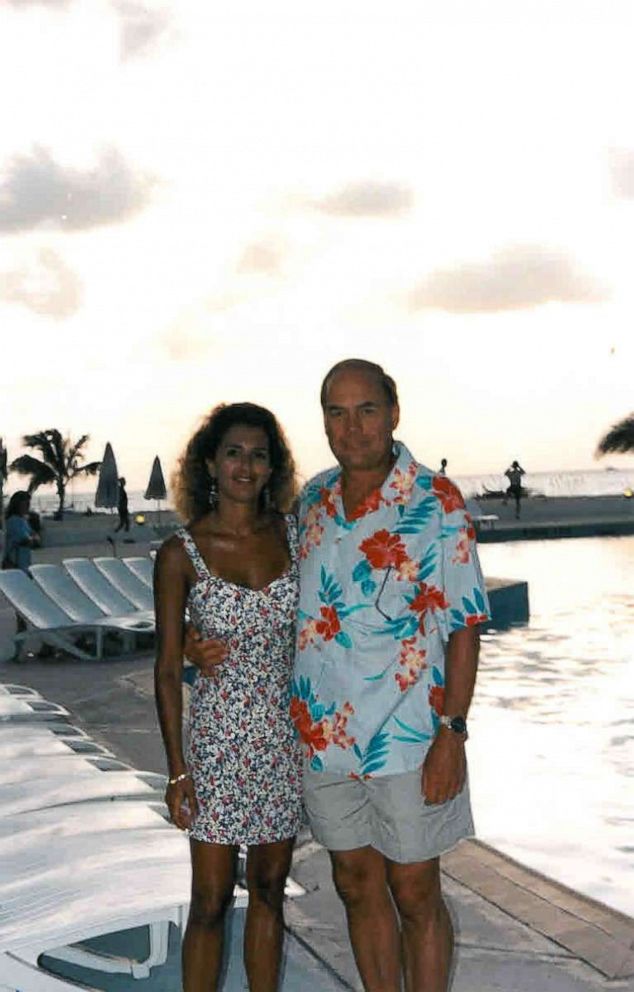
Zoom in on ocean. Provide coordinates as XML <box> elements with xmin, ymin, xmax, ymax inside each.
<box><xmin>25</xmin><ymin>466</ymin><xmax>634</xmax><ymax>516</ymax></box>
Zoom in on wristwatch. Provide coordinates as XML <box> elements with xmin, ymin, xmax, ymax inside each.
<box><xmin>439</xmin><ymin>715</ymin><xmax>468</xmax><ymax>737</ymax></box>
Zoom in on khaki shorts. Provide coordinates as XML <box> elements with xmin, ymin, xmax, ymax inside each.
<box><xmin>303</xmin><ymin>764</ymin><xmax>474</xmax><ymax>864</ymax></box>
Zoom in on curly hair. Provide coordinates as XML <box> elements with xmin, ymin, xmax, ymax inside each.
<box><xmin>172</xmin><ymin>403</ymin><xmax>298</xmax><ymax>523</ymax></box>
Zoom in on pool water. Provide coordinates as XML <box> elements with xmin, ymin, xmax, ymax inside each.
<box><xmin>470</xmin><ymin>536</ymin><xmax>634</xmax><ymax>917</ymax></box>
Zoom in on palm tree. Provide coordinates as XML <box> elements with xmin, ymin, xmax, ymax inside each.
<box><xmin>9</xmin><ymin>429</ymin><xmax>101</xmax><ymax>519</ymax></box>
<box><xmin>596</xmin><ymin>414</ymin><xmax>634</xmax><ymax>456</ymax></box>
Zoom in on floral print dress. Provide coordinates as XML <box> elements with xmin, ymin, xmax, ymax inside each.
<box><xmin>178</xmin><ymin>515</ymin><xmax>303</xmax><ymax>845</ymax></box>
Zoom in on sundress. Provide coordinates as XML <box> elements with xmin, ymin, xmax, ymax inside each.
<box><xmin>178</xmin><ymin>515</ymin><xmax>303</xmax><ymax>845</ymax></box>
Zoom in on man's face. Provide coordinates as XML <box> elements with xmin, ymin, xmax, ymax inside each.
<box><xmin>323</xmin><ymin>368</ymin><xmax>399</xmax><ymax>472</ymax></box>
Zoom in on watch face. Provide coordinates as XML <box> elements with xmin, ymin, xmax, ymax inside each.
<box><xmin>450</xmin><ymin>716</ymin><xmax>467</xmax><ymax>734</ymax></box>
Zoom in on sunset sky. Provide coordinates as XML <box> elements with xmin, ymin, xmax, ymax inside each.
<box><xmin>2</xmin><ymin>0</ymin><xmax>634</xmax><ymax>492</ymax></box>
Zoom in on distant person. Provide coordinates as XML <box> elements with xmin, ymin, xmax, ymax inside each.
<box><xmin>504</xmin><ymin>460</ymin><xmax>526</xmax><ymax>519</ymax></box>
<box><xmin>2</xmin><ymin>490</ymin><xmax>41</xmax><ymax>639</ymax></box>
<box><xmin>439</xmin><ymin>458</ymin><xmax>448</xmax><ymax>475</ymax></box>
<box><xmin>114</xmin><ymin>477</ymin><xmax>130</xmax><ymax>532</ymax></box>
<box><xmin>2</xmin><ymin>491</ymin><xmax>40</xmax><ymax>572</ymax></box>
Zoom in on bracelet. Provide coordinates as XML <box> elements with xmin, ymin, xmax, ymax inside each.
<box><xmin>168</xmin><ymin>772</ymin><xmax>190</xmax><ymax>786</ymax></box>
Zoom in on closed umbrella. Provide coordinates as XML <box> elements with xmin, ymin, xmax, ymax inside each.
<box><xmin>95</xmin><ymin>443</ymin><xmax>119</xmax><ymax>510</ymax></box>
<box><xmin>144</xmin><ymin>456</ymin><xmax>167</xmax><ymax>529</ymax></box>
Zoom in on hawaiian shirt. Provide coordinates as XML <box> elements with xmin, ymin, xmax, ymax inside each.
<box><xmin>291</xmin><ymin>441</ymin><xmax>491</xmax><ymax>778</ymax></box>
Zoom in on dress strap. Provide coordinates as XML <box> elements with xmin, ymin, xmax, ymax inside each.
<box><xmin>176</xmin><ymin>527</ymin><xmax>211</xmax><ymax>581</ymax></box>
<box><xmin>284</xmin><ymin>513</ymin><xmax>300</xmax><ymax>565</ymax></box>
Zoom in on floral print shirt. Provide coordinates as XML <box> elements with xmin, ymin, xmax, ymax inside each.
<box><xmin>291</xmin><ymin>441</ymin><xmax>491</xmax><ymax>778</ymax></box>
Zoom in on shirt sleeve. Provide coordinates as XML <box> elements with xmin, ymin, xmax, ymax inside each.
<box><xmin>441</xmin><ymin>497</ymin><xmax>491</xmax><ymax>634</ymax></box>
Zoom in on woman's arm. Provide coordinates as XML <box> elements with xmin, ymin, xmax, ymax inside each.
<box><xmin>153</xmin><ymin>537</ymin><xmax>197</xmax><ymax>829</ymax></box>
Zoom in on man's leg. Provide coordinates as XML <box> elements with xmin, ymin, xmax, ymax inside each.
<box><xmin>386</xmin><ymin>857</ymin><xmax>452</xmax><ymax>992</ymax></box>
<box><xmin>330</xmin><ymin>846</ymin><xmax>400</xmax><ymax>992</ymax></box>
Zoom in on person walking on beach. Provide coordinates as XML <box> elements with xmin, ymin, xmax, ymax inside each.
<box><xmin>154</xmin><ymin>403</ymin><xmax>303</xmax><ymax>992</ymax></box>
<box><xmin>188</xmin><ymin>360</ymin><xmax>490</xmax><ymax>992</ymax></box>
<box><xmin>114</xmin><ymin>477</ymin><xmax>130</xmax><ymax>532</ymax></box>
<box><xmin>504</xmin><ymin>460</ymin><xmax>525</xmax><ymax>519</ymax></box>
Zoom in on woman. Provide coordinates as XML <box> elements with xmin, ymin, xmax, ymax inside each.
<box><xmin>154</xmin><ymin>402</ymin><xmax>303</xmax><ymax>992</ymax></box>
<box><xmin>3</xmin><ymin>491</ymin><xmax>39</xmax><ymax>572</ymax></box>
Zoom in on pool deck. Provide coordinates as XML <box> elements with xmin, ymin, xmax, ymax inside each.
<box><xmin>473</xmin><ymin>495</ymin><xmax>634</xmax><ymax>542</ymax></box>
<box><xmin>2</xmin><ymin>649</ymin><xmax>633</xmax><ymax>992</ymax></box>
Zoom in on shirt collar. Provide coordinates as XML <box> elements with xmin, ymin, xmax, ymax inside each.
<box><xmin>330</xmin><ymin>439</ymin><xmax>418</xmax><ymax>522</ymax></box>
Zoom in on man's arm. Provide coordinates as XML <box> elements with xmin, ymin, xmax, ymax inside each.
<box><xmin>422</xmin><ymin>626</ymin><xmax>479</xmax><ymax>804</ymax></box>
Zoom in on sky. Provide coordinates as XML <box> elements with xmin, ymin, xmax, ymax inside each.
<box><xmin>2</xmin><ymin>0</ymin><xmax>634</xmax><ymax>493</ymax></box>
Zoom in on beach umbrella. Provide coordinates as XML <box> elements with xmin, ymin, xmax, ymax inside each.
<box><xmin>95</xmin><ymin>443</ymin><xmax>119</xmax><ymax>510</ymax></box>
<box><xmin>144</xmin><ymin>456</ymin><xmax>167</xmax><ymax>528</ymax></box>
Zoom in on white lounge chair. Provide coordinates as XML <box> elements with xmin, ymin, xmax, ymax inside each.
<box><xmin>63</xmin><ymin>558</ymin><xmax>153</xmax><ymax>623</ymax></box>
<box><xmin>93</xmin><ymin>557</ymin><xmax>154</xmax><ymax>611</ymax></box>
<box><xmin>122</xmin><ymin>556</ymin><xmax>154</xmax><ymax>589</ymax></box>
<box><xmin>0</xmin><ymin>767</ymin><xmax>165</xmax><ymax>817</ymax></box>
<box><xmin>0</xmin><ymin>684</ymin><xmax>42</xmax><ymax>698</ymax></box>
<box><xmin>0</xmin><ymin>752</ymin><xmax>134</xmax><ymax>787</ymax></box>
<box><xmin>0</xmin><ymin>695</ymin><xmax>70</xmax><ymax>722</ymax></box>
<box><xmin>0</xmin><ymin>724</ymin><xmax>112</xmax><ymax>760</ymax></box>
<box><xmin>30</xmin><ymin>564</ymin><xmax>153</xmax><ymax>637</ymax></box>
<box><xmin>0</xmin><ymin>571</ymin><xmax>148</xmax><ymax>662</ymax></box>
<box><xmin>0</xmin><ymin>802</ymin><xmax>193</xmax><ymax>990</ymax></box>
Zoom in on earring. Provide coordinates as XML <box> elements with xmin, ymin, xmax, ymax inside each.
<box><xmin>208</xmin><ymin>477</ymin><xmax>218</xmax><ymax>508</ymax></box>
<box><xmin>263</xmin><ymin>485</ymin><xmax>272</xmax><ymax>510</ymax></box>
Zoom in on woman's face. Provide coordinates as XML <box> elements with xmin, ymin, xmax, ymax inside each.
<box><xmin>207</xmin><ymin>424</ymin><xmax>272</xmax><ymax>507</ymax></box>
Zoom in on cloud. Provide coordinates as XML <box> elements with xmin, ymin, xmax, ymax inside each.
<box><xmin>0</xmin><ymin>248</ymin><xmax>82</xmax><ymax>319</ymax></box>
<box><xmin>409</xmin><ymin>245</ymin><xmax>608</xmax><ymax>313</ymax></box>
<box><xmin>0</xmin><ymin>146</ymin><xmax>155</xmax><ymax>233</ymax></box>
<box><xmin>609</xmin><ymin>149</ymin><xmax>634</xmax><ymax>199</ymax></box>
<box><xmin>313</xmin><ymin>181</ymin><xmax>414</xmax><ymax>218</ymax></box>
<box><xmin>6</xmin><ymin>1</ymin><xmax>69</xmax><ymax>6</ymax></box>
<box><xmin>237</xmin><ymin>239</ymin><xmax>283</xmax><ymax>276</ymax></box>
<box><xmin>113</xmin><ymin>1</ymin><xmax>172</xmax><ymax>60</ymax></box>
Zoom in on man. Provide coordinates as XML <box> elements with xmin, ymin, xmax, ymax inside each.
<box><xmin>188</xmin><ymin>359</ymin><xmax>490</xmax><ymax>991</ymax></box>
<box><xmin>114</xmin><ymin>477</ymin><xmax>130</xmax><ymax>533</ymax></box>
<box><xmin>504</xmin><ymin>460</ymin><xmax>526</xmax><ymax>519</ymax></box>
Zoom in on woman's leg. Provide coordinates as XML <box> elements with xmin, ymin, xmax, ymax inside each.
<box><xmin>182</xmin><ymin>839</ymin><xmax>237</xmax><ymax>992</ymax></box>
<box><xmin>244</xmin><ymin>837</ymin><xmax>295</xmax><ymax>992</ymax></box>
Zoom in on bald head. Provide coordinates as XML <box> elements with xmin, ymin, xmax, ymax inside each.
<box><xmin>320</xmin><ymin>359</ymin><xmax>399</xmax><ymax>410</ymax></box>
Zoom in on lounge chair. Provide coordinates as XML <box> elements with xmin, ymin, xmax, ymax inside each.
<box><xmin>0</xmin><ymin>683</ymin><xmax>42</xmax><ymax>698</ymax></box>
<box><xmin>63</xmin><ymin>558</ymin><xmax>153</xmax><ymax>622</ymax></box>
<box><xmin>0</xmin><ymin>571</ymin><xmax>150</xmax><ymax>662</ymax></box>
<box><xmin>0</xmin><ymin>752</ymin><xmax>135</xmax><ymax>788</ymax></box>
<box><xmin>0</xmin><ymin>724</ymin><xmax>113</xmax><ymax>760</ymax></box>
<box><xmin>0</xmin><ymin>801</ymin><xmax>193</xmax><ymax>990</ymax></box>
<box><xmin>122</xmin><ymin>555</ymin><xmax>154</xmax><ymax>589</ymax></box>
<box><xmin>93</xmin><ymin>557</ymin><xmax>154</xmax><ymax>611</ymax></box>
<box><xmin>0</xmin><ymin>694</ymin><xmax>70</xmax><ymax>722</ymax></box>
<box><xmin>30</xmin><ymin>564</ymin><xmax>153</xmax><ymax>636</ymax></box>
<box><xmin>0</xmin><ymin>767</ymin><xmax>165</xmax><ymax>817</ymax></box>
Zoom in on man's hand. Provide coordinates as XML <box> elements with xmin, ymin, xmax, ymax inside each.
<box><xmin>183</xmin><ymin>623</ymin><xmax>227</xmax><ymax>677</ymax></box>
<box><xmin>165</xmin><ymin>775</ymin><xmax>198</xmax><ymax>831</ymax></box>
<box><xmin>421</xmin><ymin>728</ymin><xmax>466</xmax><ymax>805</ymax></box>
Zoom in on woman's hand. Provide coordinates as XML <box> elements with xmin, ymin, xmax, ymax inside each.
<box><xmin>184</xmin><ymin>623</ymin><xmax>228</xmax><ymax>676</ymax></box>
<box><xmin>165</xmin><ymin>774</ymin><xmax>198</xmax><ymax>830</ymax></box>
